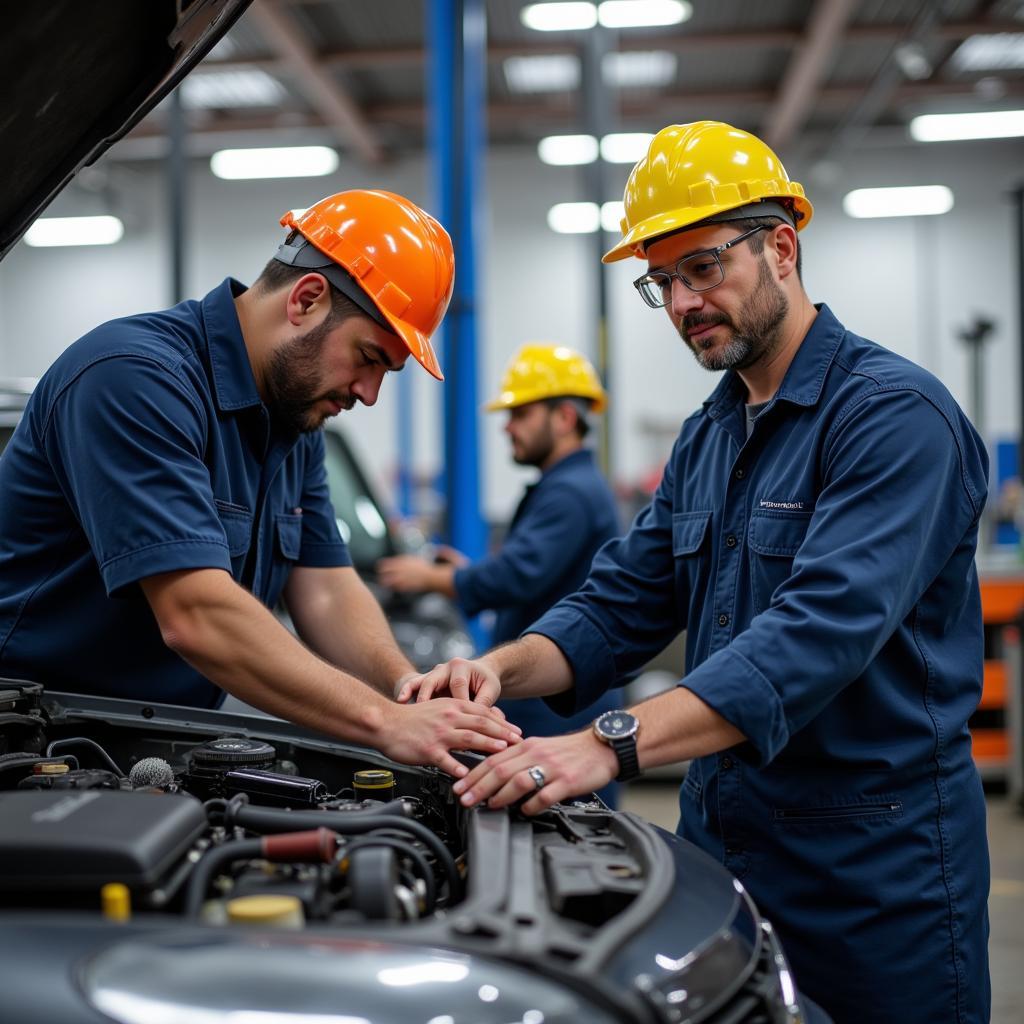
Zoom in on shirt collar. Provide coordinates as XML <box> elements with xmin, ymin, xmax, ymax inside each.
<box><xmin>202</xmin><ymin>278</ymin><xmax>263</xmax><ymax>413</ymax></box>
<box><xmin>541</xmin><ymin>447</ymin><xmax>595</xmax><ymax>479</ymax></box>
<box><xmin>703</xmin><ymin>303</ymin><xmax>845</xmax><ymax>419</ymax></box>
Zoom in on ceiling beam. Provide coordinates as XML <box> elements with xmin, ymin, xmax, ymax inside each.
<box><xmin>243</xmin><ymin>0</ymin><xmax>383</xmax><ymax>163</ymax></box>
<box><xmin>203</xmin><ymin>18</ymin><xmax>1022</xmax><ymax>74</ymax></box>
<box><xmin>763</xmin><ymin>0</ymin><xmax>859</xmax><ymax>150</ymax></box>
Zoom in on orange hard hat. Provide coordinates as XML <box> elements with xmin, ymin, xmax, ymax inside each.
<box><xmin>278</xmin><ymin>190</ymin><xmax>454</xmax><ymax>380</ymax></box>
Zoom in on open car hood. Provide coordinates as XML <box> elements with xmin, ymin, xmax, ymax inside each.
<box><xmin>0</xmin><ymin>0</ymin><xmax>251</xmax><ymax>260</ymax></box>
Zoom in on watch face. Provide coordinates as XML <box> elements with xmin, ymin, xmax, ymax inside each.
<box><xmin>596</xmin><ymin>710</ymin><xmax>638</xmax><ymax>740</ymax></box>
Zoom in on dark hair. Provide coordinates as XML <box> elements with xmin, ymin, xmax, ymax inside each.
<box><xmin>253</xmin><ymin>231</ymin><xmax>365</xmax><ymax>325</ymax></box>
<box><xmin>729</xmin><ymin>216</ymin><xmax>803</xmax><ymax>280</ymax></box>
<box><xmin>545</xmin><ymin>396</ymin><xmax>593</xmax><ymax>439</ymax></box>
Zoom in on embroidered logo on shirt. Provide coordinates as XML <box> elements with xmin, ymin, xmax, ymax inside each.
<box><xmin>759</xmin><ymin>499</ymin><xmax>806</xmax><ymax>510</ymax></box>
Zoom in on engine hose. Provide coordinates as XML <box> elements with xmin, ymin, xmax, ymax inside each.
<box><xmin>341</xmin><ymin>835</ymin><xmax>436</xmax><ymax>912</ymax></box>
<box><xmin>226</xmin><ymin>805</ymin><xmax>459</xmax><ymax>901</ymax></box>
<box><xmin>184</xmin><ymin>838</ymin><xmax>262</xmax><ymax>918</ymax></box>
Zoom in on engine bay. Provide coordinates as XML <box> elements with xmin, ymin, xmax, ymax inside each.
<box><xmin>0</xmin><ymin>679</ymin><xmax>647</xmax><ymax>934</ymax></box>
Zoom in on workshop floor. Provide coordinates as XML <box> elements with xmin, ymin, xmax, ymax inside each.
<box><xmin>621</xmin><ymin>782</ymin><xmax>1024</xmax><ymax>1023</ymax></box>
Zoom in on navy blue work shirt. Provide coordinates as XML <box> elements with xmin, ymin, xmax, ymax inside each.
<box><xmin>0</xmin><ymin>279</ymin><xmax>351</xmax><ymax>708</ymax></box>
<box><xmin>454</xmin><ymin>448</ymin><xmax>624</xmax><ymax>744</ymax></box>
<box><xmin>530</xmin><ymin>306</ymin><xmax>991</xmax><ymax>1023</ymax></box>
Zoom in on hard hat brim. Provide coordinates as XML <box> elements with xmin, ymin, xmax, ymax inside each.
<box><xmin>603</xmin><ymin>194</ymin><xmax>813</xmax><ymax>263</ymax></box>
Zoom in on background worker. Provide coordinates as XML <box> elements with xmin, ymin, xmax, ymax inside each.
<box><xmin>403</xmin><ymin>122</ymin><xmax>990</xmax><ymax>1024</ymax></box>
<box><xmin>0</xmin><ymin>189</ymin><xmax>519</xmax><ymax>778</ymax></box>
<box><xmin>378</xmin><ymin>344</ymin><xmax>624</xmax><ymax>804</ymax></box>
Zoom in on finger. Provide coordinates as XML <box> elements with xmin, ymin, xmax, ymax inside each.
<box><xmin>457</xmin><ymin>706</ymin><xmax>521</xmax><ymax>745</ymax></box>
<box><xmin>448</xmin><ymin>662</ymin><xmax>473</xmax><ymax>702</ymax></box>
<box><xmin>453</xmin><ymin>753</ymin><xmax>530</xmax><ymax>806</ymax></box>
<box><xmin>414</xmin><ymin>677</ymin><xmax>442</xmax><ymax>703</ymax></box>
<box><xmin>432</xmin><ymin>752</ymin><xmax>469</xmax><ymax>778</ymax></box>
<box><xmin>456</xmin><ymin>733</ymin><xmax>509</xmax><ymax>756</ymax></box>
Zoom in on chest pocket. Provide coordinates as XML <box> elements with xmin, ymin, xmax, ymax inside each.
<box><xmin>263</xmin><ymin>511</ymin><xmax>304</xmax><ymax>610</ymax></box>
<box><xmin>275</xmin><ymin>512</ymin><xmax>303</xmax><ymax>561</ymax></box>
<box><xmin>672</xmin><ymin>510</ymin><xmax>712</xmax><ymax>605</ymax></box>
<box><xmin>747</xmin><ymin>510</ymin><xmax>812</xmax><ymax>613</ymax></box>
<box><xmin>214</xmin><ymin>499</ymin><xmax>253</xmax><ymax>579</ymax></box>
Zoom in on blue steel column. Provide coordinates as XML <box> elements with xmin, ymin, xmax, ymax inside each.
<box><xmin>427</xmin><ymin>0</ymin><xmax>488</xmax><ymax>573</ymax></box>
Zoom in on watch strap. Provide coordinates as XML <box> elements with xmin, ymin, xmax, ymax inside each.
<box><xmin>611</xmin><ymin>734</ymin><xmax>641</xmax><ymax>783</ymax></box>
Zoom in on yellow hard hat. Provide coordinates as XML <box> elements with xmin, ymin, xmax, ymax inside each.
<box><xmin>485</xmin><ymin>344</ymin><xmax>607</xmax><ymax>413</ymax></box>
<box><xmin>603</xmin><ymin>121</ymin><xmax>813</xmax><ymax>263</ymax></box>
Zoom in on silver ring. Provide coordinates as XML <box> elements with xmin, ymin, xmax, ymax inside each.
<box><xmin>527</xmin><ymin>765</ymin><xmax>546</xmax><ymax>791</ymax></box>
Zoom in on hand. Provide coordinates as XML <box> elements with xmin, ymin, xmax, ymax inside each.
<box><xmin>377</xmin><ymin>698</ymin><xmax>522</xmax><ymax>778</ymax></box>
<box><xmin>396</xmin><ymin>657</ymin><xmax>502</xmax><ymax>706</ymax></box>
<box><xmin>376</xmin><ymin>554</ymin><xmax>442</xmax><ymax>593</ymax></box>
<box><xmin>433</xmin><ymin>544</ymin><xmax>470</xmax><ymax>568</ymax></box>
<box><xmin>452</xmin><ymin>731</ymin><xmax>619</xmax><ymax>813</ymax></box>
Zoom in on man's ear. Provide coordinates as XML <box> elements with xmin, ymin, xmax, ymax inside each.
<box><xmin>285</xmin><ymin>273</ymin><xmax>331</xmax><ymax>325</ymax></box>
<box><xmin>769</xmin><ymin>223</ymin><xmax>799</xmax><ymax>281</ymax></box>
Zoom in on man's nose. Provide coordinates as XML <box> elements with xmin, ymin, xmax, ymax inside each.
<box><xmin>352</xmin><ymin>367</ymin><xmax>386</xmax><ymax>407</ymax></box>
<box><xmin>670</xmin><ymin>276</ymin><xmax>704</xmax><ymax>318</ymax></box>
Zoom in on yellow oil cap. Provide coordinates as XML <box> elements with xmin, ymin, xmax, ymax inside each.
<box><xmin>101</xmin><ymin>882</ymin><xmax>132</xmax><ymax>921</ymax></box>
<box><xmin>226</xmin><ymin>894</ymin><xmax>304</xmax><ymax>929</ymax></box>
<box><xmin>353</xmin><ymin>769</ymin><xmax>395</xmax><ymax>796</ymax></box>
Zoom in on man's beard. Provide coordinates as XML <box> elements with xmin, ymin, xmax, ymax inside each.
<box><xmin>265</xmin><ymin>318</ymin><xmax>354</xmax><ymax>434</ymax></box>
<box><xmin>511</xmin><ymin>418</ymin><xmax>555</xmax><ymax>468</ymax></box>
<box><xmin>680</xmin><ymin>257</ymin><xmax>789</xmax><ymax>373</ymax></box>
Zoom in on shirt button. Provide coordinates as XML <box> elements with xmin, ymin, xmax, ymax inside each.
<box><xmin>718</xmin><ymin>613</ymin><xmax>729</xmax><ymax>626</ymax></box>
<box><xmin>721</xmin><ymin>756</ymin><xmax>733</xmax><ymax>769</ymax></box>
<box><xmin>734</xmin><ymin>468</ymin><xmax>745</xmax><ymax>479</ymax></box>
<box><xmin>725</xmin><ymin>535</ymin><xmax>737</xmax><ymax>548</ymax></box>
<box><xmin>725</xmin><ymin>847</ymin><xmax>740</xmax><ymax>856</ymax></box>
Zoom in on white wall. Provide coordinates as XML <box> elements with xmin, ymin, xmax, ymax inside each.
<box><xmin>1</xmin><ymin>137</ymin><xmax>1022</xmax><ymax>523</ymax></box>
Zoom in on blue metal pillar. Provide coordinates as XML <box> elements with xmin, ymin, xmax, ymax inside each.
<box><xmin>427</xmin><ymin>0</ymin><xmax>487</xmax><ymax>569</ymax></box>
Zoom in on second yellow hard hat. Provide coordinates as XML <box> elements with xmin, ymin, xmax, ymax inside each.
<box><xmin>486</xmin><ymin>344</ymin><xmax>607</xmax><ymax>413</ymax></box>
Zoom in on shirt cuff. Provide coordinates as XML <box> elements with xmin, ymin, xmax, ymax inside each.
<box><xmin>101</xmin><ymin>538</ymin><xmax>232</xmax><ymax>597</ymax></box>
<box><xmin>297</xmin><ymin>541</ymin><xmax>353</xmax><ymax>568</ymax></box>
<box><xmin>525</xmin><ymin>606</ymin><xmax>618</xmax><ymax>717</ymax></box>
<box><xmin>452</xmin><ymin>565</ymin><xmax>483</xmax><ymax>617</ymax></box>
<box><xmin>680</xmin><ymin>646</ymin><xmax>790</xmax><ymax>766</ymax></box>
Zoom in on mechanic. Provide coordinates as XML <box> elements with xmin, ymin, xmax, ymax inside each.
<box><xmin>403</xmin><ymin>123</ymin><xmax>991</xmax><ymax>1023</ymax></box>
<box><xmin>377</xmin><ymin>343</ymin><xmax>624</xmax><ymax>804</ymax></box>
<box><xmin>0</xmin><ymin>189</ymin><xmax>519</xmax><ymax>779</ymax></box>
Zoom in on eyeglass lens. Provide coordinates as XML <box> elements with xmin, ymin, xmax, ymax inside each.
<box><xmin>638</xmin><ymin>251</ymin><xmax>725</xmax><ymax>307</ymax></box>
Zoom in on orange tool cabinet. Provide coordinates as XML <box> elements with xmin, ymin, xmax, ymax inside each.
<box><xmin>973</xmin><ymin>570</ymin><xmax>1024</xmax><ymax>779</ymax></box>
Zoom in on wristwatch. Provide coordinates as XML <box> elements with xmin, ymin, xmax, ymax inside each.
<box><xmin>593</xmin><ymin>709</ymin><xmax>641</xmax><ymax>783</ymax></box>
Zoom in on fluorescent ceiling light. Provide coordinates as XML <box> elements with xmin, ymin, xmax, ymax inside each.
<box><xmin>24</xmin><ymin>215</ymin><xmax>124</xmax><ymax>247</ymax></box>
<box><xmin>601</xmin><ymin>200</ymin><xmax>625</xmax><ymax>233</ymax></box>
<box><xmin>548</xmin><ymin>202</ymin><xmax>600</xmax><ymax>232</ymax></box>
<box><xmin>538</xmin><ymin>134</ymin><xmax>599</xmax><ymax>165</ymax></box>
<box><xmin>842</xmin><ymin>186</ymin><xmax>953</xmax><ymax>219</ymax></box>
<box><xmin>547</xmin><ymin>201</ymin><xmax>625</xmax><ymax>233</ymax></box>
<box><xmin>521</xmin><ymin>2</ymin><xmax>597</xmax><ymax>31</ymax></box>
<box><xmin>181</xmin><ymin>69</ymin><xmax>286</xmax><ymax>109</ymax></box>
<box><xmin>504</xmin><ymin>54</ymin><xmax>580</xmax><ymax>92</ymax></box>
<box><xmin>952</xmin><ymin>33</ymin><xmax>1024</xmax><ymax>72</ymax></box>
<box><xmin>603</xmin><ymin>51</ymin><xmax>677</xmax><ymax>88</ymax></box>
<box><xmin>909</xmin><ymin>109</ymin><xmax>1024</xmax><ymax>141</ymax></box>
<box><xmin>601</xmin><ymin>132</ymin><xmax>654</xmax><ymax>163</ymax></box>
<box><xmin>598</xmin><ymin>0</ymin><xmax>691</xmax><ymax>28</ymax></box>
<box><xmin>210</xmin><ymin>146</ymin><xmax>339</xmax><ymax>180</ymax></box>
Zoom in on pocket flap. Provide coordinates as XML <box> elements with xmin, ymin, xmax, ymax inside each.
<box><xmin>276</xmin><ymin>511</ymin><xmax>303</xmax><ymax>561</ymax></box>
<box><xmin>672</xmin><ymin>510</ymin><xmax>712</xmax><ymax>555</ymax></box>
<box><xmin>214</xmin><ymin>499</ymin><xmax>253</xmax><ymax>558</ymax></box>
<box><xmin>748</xmin><ymin>511</ymin><xmax>812</xmax><ymax>557</ymax></box>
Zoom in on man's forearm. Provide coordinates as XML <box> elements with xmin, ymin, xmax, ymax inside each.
<box><xmin>482</xmin><ymin>633</ymin><xmax>575</xmax><ymax>698</ymax></box>
<box><xmin>142</xmin><ymin>569</ymin><xmax>395</xmax><ymax>745</ymax></box>
<box><xmin>284</xmin><ymin>566</ymin><xmax>414</xmax><ymax>698</ymax></box>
